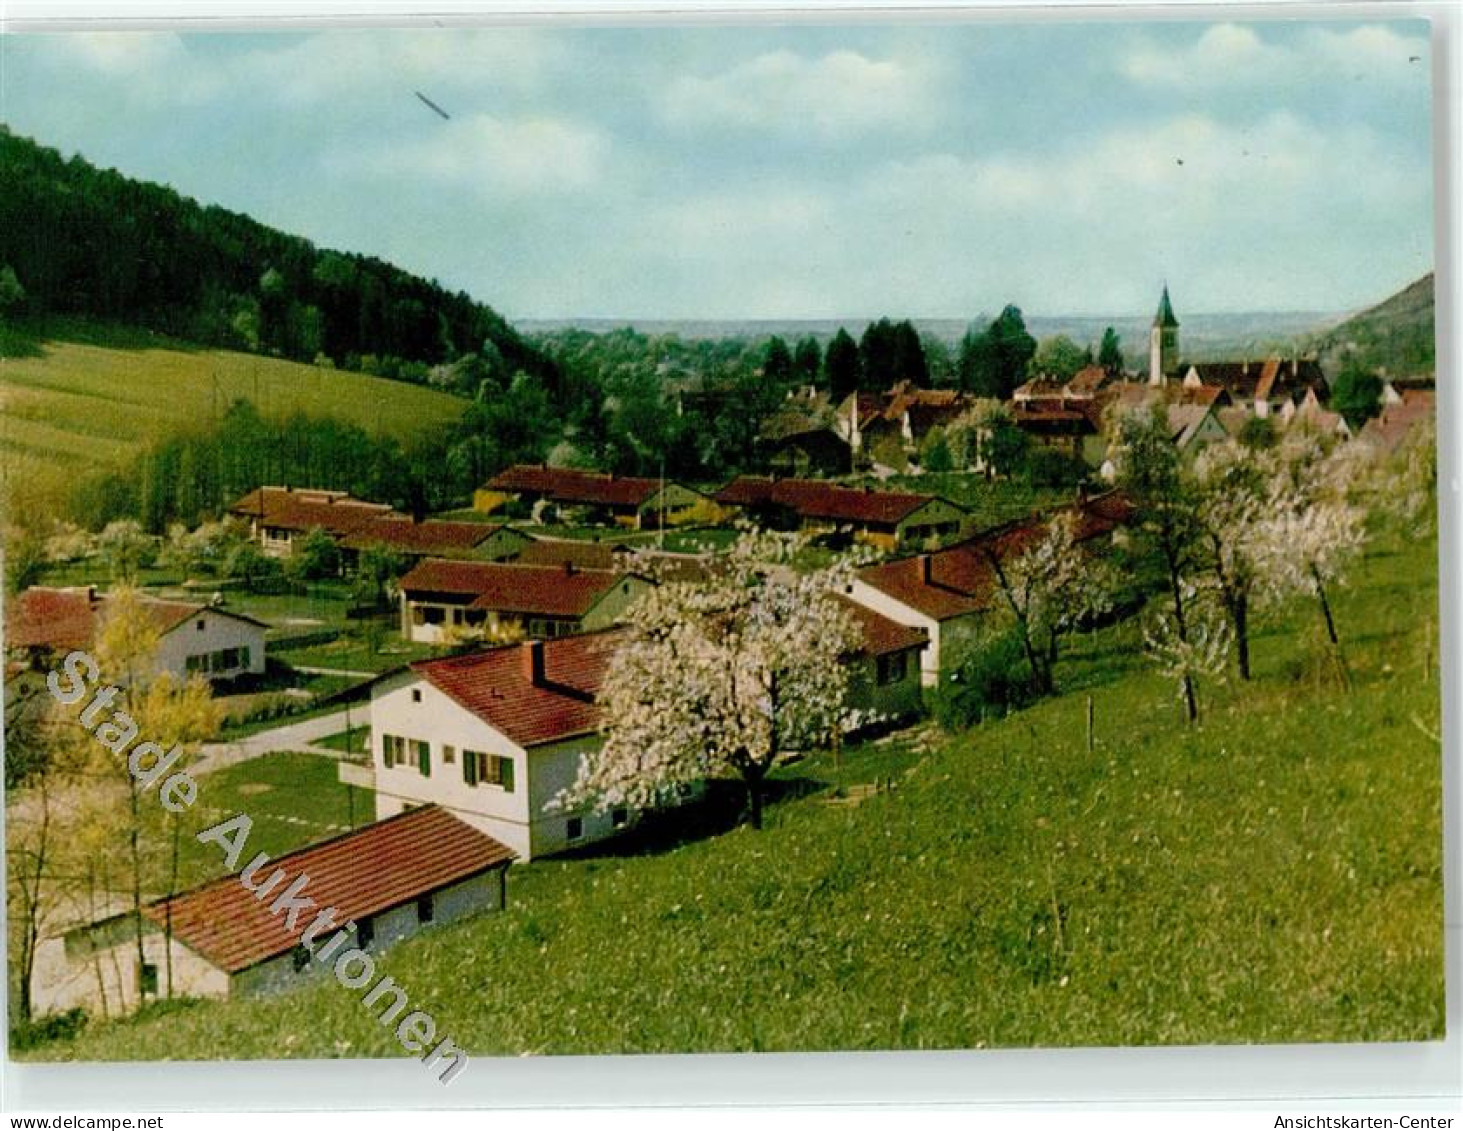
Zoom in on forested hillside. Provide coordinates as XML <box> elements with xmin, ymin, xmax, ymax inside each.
<box><xmin>1310</xmin><ymin>273</ymin><xmax>1435</xmax><ymax>379</ymax></box>
<box><xmin>0</xmin><ymin>128</ymin><xmax>557</xmax><ymax>389</ymax></box>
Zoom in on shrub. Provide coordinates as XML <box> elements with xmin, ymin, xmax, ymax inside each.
<box><xmin>1020</xmin><ymin>446</ymin><xmax>1087</xmax><ymax>488</ymax></box>
<box><xmin>10</xmin><ymin>1008</ymin><xmax>87</xmax><ymax>1051</ymax></box>
<box><xmin>931</xmin><ymin>629</ymin><xmax>1035</xmax><ymax>730</ymax></box>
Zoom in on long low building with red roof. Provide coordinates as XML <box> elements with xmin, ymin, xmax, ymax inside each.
<box><xmin>6</xmin><ymin>585</ymin><xmax>267</xmax><ymax>682</ymax></box>
<box><xmin>227</xmin><ymin>486</ymin><xmax>396</xmax><ymax>557</ymax></box>
<box><xmin>363</xmin><ymin>600</ymin><xmax>928</xmax><ymax>858</ymax></box>
<box><xmin>40</xmin><ymin>805</ymin><xmax>512</xmax><ymax>1028</ymax></box>
<box><xmin>395</xmin><ymin>559</ymin><xmax>655</xmax><ymax>644</ymax></box>
<box><xmin>846</xmin><ymin>490</ymin><xmax>1133</xmax><ymax>685</ymax></box>
<box><xmin>474</xmin><ymin>464</ymin><xmax>711</xmax><ymax>529</ymax></box>
<box><xmin>713</xmin><ymin>476</ymin><xmax>968</xmax><ymax>550</ymax></box>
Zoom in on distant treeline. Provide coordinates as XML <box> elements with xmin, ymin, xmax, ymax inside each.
<box><xmin>0</xmin><ymin>128</ymin><xmax>558</xmax><ymax>389</ymax></box>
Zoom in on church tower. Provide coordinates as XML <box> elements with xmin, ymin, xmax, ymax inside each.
<box><xmin>1148</xmin><ymin>284</ymin><xmax>1179</xmax><ymax>386</ymax></box>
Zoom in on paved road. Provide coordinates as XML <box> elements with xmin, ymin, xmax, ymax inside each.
<box><xmin>195</xmin><ymin>708</ymin><xmax>366</xmax><ymax>775</ymax></box>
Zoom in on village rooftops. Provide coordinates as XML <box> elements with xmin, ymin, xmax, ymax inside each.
<box><xmin>409</xmin><ymin>631</ymin><xmax>623</xmax><ymax>748</ymax></box>
<box><xmin>143</xmin><ymin>805</ymin><xmax>514</xmax><ymax>974</ymax></box>
<box><xmin>396</xmin><ymin>559</ymin><xmax>637</xmax><ymax>618</ymax></box>
<box><xmin>833</xmin><ymin>595</ymin><xmax>930</xmax><ymax>656</ymax></box>
<box><xmin>855</xmin><ymin>491</ymin><xmax>1134</xmax><ymax>622</ymax></box>
<box><xmin>484</xmin><ymin>465</ymin><xmax>676</xmax><ymax>509</ymax></box>
<box><xmin>5</xmin><ymin>586</ymin><xmax>266</xmax><ymax>652</ymax></box>
<box><xmin>1173</xmin><ymin>358</ymin><xmax>1326</xmax><ymax>403</ymax></box>
<box><xmin>227</xmin><ymin>486</ymin><xmax>395</xmax><ymax>537</ymax></box>
<box><xmin>712</xmin><ymin>476</ymin><xmax>956</xmax><ymax>526</ymax></box>
<box><xmin>338</xmin><ymin>516</ymin><xmax>511</xmax><ymax>557</ymax></box>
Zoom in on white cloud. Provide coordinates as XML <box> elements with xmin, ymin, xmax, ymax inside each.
<box><xmin>1120</xmin><ymin>22</ymin><xmax>1428</xmax><ymax>89</ymax></box>
<box><xmin>48</xmin><ymin>31</ymin><xmax>189</xmax><ymax>76</ymax></box>
<box><xmin>659</xmin><ymin>49</ymin><xmax>937</xmax><ymax>140</ymax></box>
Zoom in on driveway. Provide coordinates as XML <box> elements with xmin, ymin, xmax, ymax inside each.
<box><xmin>195</xmin><ymin>708</ymin><xmax>366</xmax><ymax>775</ymax></box>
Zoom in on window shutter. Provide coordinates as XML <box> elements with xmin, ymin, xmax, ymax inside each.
<box><xmin>500</xmin><ymin>756</ymin><xmax>515</xmax><ymax>794</ymax></box>
<box><xmin>463</xmin><ymin>751</ymin><xmax>477</xmax><ymax>787</ymax></box>
<box><xmin>383</xmin><ymin>735</ymin><xmax>393</xmax><ymax>768</ymax></box>
<box><xmin>417</xmin><ymin>741</ymin><xmax>431</xmax><ymax>776</ymax></box>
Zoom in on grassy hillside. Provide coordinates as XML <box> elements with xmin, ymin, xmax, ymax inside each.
<box><xmin>20</xmin><ymin>522</ymin><xmax>1443</xmax><ymax>1061</ymax></box>
<box><xmin>1310</xmin><ymin>273</ymin><xmax>1435</xmax><ymax>379</ymax></box>
<box><xmin>0</xmin><ymin>318</ymin><xmax>469</xmax><ymax>517</ymax></box>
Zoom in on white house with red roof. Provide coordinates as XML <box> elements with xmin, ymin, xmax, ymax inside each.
<box><xmin>6</xmin><ymin>586</ymin><xmax>267</xmax><ymax>682</ymax></box>
<box><xmin>363</xmin><ymin>632</ymin><xmax>629</xmax><ymax>859</ymax></box>
<box><xmin>360</xmin><ymin>606</ymin><xmax>928</xmax><ymax>859</ymax></box>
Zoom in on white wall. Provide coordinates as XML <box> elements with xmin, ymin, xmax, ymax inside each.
<box><xmin>845</xmin><ymin>581</ymin><xmax>945</xmax><ymax>686</ymax></box>
<box><xmin>369</xmin><ymin>671</ymin><xmax>615</xmax><ymax>860</ymax></box>
<box><xmin>154</xmin><ymin>609</ymin><xmax>266</xmax><ymax>682</ymax></box>
<box><xmin>33</xmin><ymin>921</ymin><xmax>230</xmax><ymax>1020</ymax></box>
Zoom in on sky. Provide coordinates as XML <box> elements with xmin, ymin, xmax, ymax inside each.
<box><xmin>0</xmin><ymin>19</ymin><xmax>1437</xmax><ymax>321</ymax></box>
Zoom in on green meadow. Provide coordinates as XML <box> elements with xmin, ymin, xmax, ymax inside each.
<box><xmin>21</xmin><ymin>524</ymin><xmax>1443</xmax><ymax>1061</ymax></box>
<box><xmin>0</xmin><ymin>318</ymin><xmax>467</xmax><ymax>516</ymax></box>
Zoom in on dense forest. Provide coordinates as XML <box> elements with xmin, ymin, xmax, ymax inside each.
<box><xmin>0</xmin><ymin>128</ymin><xmax>558</xmax><ymax>388</ymax></box>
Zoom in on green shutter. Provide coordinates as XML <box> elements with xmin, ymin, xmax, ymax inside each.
<box><xmin>500</xmin><ymin>756</ymin><xmax>515</xmax><ymax>794</ymax></box>
<box><xmin>463</xmin><ymin>751</ymin><xmax>477</xmax><ymax>786</ymax></box>
<box><xmin>417</xmin><ymin>741</ymin><xmax>431</xmax><ymax>776</ymax></box>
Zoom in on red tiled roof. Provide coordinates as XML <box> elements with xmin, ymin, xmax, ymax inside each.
<box><xmin>833</xmin><ymin>595</ymin><xmax>928</xmax><ymax>657</ymax></box>
<box><xmin>397</xmin><ymin>559</ymin><xmax>633</xmax><ymax>617</ymax></box>
<box><xmin>485</xmin><ymin>465</ymin><xmax>675</xmax><ymax>509</ymax></box>
<box><xmin>1067</xmin><ymin>365</ymin><xmax>1113</xmax><ymax>395</ymax></box>
<box><xmin>227</xmin><ymin>487</ymin><xmax>394</xmax><ymax>537</ymax></box>
<box><xmin>411</xmin><ymin>632</ymin><xmax>623</xmax><ymax>747</ymax></box>
<box><xmin>713</xmin><ymin>477</ymin><xmax>953</xmax><ymax>526</ymax></box>
<box><xmin>143</xmin><ymin>805</ymin><xmax>514</xmax><ymax>974</ymax></box>
<box><xmin>514</xmin><ymin>539</ymin><xmax>628</xmax><ymax>570</ymax></box>
<box><xmin>856</xmin><ymin>491</ymin><xmax>1133</xmax><ymax>621</ymax></box>
<box><xmin>339</xmin><ymin>516</ymin><xmax>505</xmax><ymax>556</ymax></box>
<box><xmin>5</xmin><ymin>587</ymin><xmax>265</xmax><ymax>652</ymax></box>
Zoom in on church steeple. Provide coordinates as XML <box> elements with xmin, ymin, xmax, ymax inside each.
<box><xmin>1149</xmin><ymin>283</ymin><xmax>1180</xmax><ymax>386</ymax></box>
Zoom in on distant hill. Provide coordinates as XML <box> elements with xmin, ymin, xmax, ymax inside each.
<box><xmin>0</xmin><ymin>128</ymin><xmax>557</xmax><ymax>389</ymax></box>
<box><xmin>1307</xmin><ymin>273</ymin><xmax>1435</xmax><ymax>379</ymax></box>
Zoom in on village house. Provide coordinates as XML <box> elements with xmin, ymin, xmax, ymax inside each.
<box><xmin>473</xmin><ymin>465</ymin><xmax>713</xmax><ymax>529</ymax></box>
<box><xmin>1357</xmin><ymin>388</ymin><xmax>1435</xmax><ymax>457</ymax></box>
<box><xmin>34</xmin><ymin>805</ymin><xmax>513</xmax><ymax>1019</ymax></box>
<box><xmin>846</xmin><ymin>491</ymin><xmax>1133</xmax><ymax>684</ymax></box>
<box><xmin>227</xmin><ymin>486</ymin><xmax>396</xmax><ymax>557</ymax></box>
<box><xmin>834</xmin><ymin>383</ymin><xmax>978</xmax><ymax>464</ymax></box>
<box><xmin>6</xmin><ymin>586</ymin><xmax>267</xmax><ymax>683</ymax></box>
<box><xmin>337</xmin><ymin>515</ymin><xmax>530</xmax><ymax>570</ymax></box>
<box><xmin>356</xmin><ymin>608</ymin><xmax>928</xmax><ymax>859</ymax></box>
<box><xmin>713</xmin><ymin>476</ymin><xmax>968</xmax><ymax>551</ymax></box>
<box><xmin>395</xmin><ymin>559</ymin><xmax>653</xmax><ymax>644</ymax></box>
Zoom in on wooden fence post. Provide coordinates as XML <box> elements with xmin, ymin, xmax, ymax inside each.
<box><xmin>1086</xmin><ymin>695</ymin><xmax>1095</xmax><ymax>754</ymax></box>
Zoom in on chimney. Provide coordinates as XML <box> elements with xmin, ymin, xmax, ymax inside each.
<box><xmin>87</xmin><ymin>585</ymin><xmax>98</xmax><ymax>604</ymax></box>
<box><xmin>920</xmin><ymin>554</ymin><xmax>932</xmax><ymax>585</ymax></box>
<box><xmin>521</xmin><ymin>639</ymin><xmax>546</xmax><ymax>687</ymax></box>
<box><xmin>564</xmin><ymin>560</ymin><xmax>577</xmax><ymax>577</ymax></box>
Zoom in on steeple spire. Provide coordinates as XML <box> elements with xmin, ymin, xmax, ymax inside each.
<box><xmin>1154</xmin><ymin>283</ymin><xmax>1179</xmax><ymax>329</ymax></box>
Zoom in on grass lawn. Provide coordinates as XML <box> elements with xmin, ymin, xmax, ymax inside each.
<box><xmin>20</xmin><ymin>526</ymin><xmax>1443</xmax><ymax>1060</ymax></box>
<box><xmin>1</xmin><ymin>318</ymin><xmax>469</xmax><ymax>518</ymax></box>
<box><xmin>167</xmin><ymin>752</ymin><xmax>362</xmax><ymax>892</ymax></box>
<box><xmin>314</xmin><ymin>727</ymin><xmax>372</xmax><ymax>756</ymax></box>
<box><xmin>272</xmin><ymin>636</ymin><xmax>442</xmax><ymax>675</ymax></box>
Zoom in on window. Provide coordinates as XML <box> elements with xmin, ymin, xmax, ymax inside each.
<box><xmin>185</xmin><ymin>655</ymin><xmax>205</xmax><ymax>674</ymax></box>
<box><xmin>612</xmin><ymin>808</ymin><xmax>629</xmax><ymax>829</ymax></box>
<box><xmin>463</xmin><ymin>751</ymin><xmax>514</xmax><ymax>792</ymax></box>
<box><xmin>357</xmin><ymin>917</ymin><xmax>374</xmax><ymax>949</ymax></box>
<box><xmin>566</xmin><ymin>816</ymin><xmax>584</xmax><ymax>842</ymax></box>
<box><xmin>411</xmin><ymin>689</ymin><xmax>422</xmax><ymax>703</ymax></box>
<box><xmin>415</xmin><ymin>740</ymin><xmax>431</xmax><ymax>776</ymax></box>
<box><xmin>196</xmin><ymin>619</ymin><xmax>206</xmax><ymax>632</ymax></box>
<box><xmin>442</xmin><ymin>745</ymin><xmax>456</xmax><ymax>766</ymax></box>
<box><xmin>877</xmin><ymin>651</ymin><xmax>909</xmax><ymax>686</ymax></box>
<box><xmin>416</xmin><ymin>895</ymin><xmax>434</xmax><ymax>924</ymax></box>
<box><xmin>422</xmin><ymin>606</ymin><xmax>445</xmax><ymax>626</ymax></box>
<box><xmin>139</xmin><ymin>961</ymin><xmax>158</xmax><ymax>996</ymax></box>
<box><xmin>383</xmin><ymin>734</ymin><xmax>408</xmax><ymax>768</ymax></box>
<box><xmin>411</xmin><ymin>606</ymin><xmax>426</xmax><ymax>626</ymax></box>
